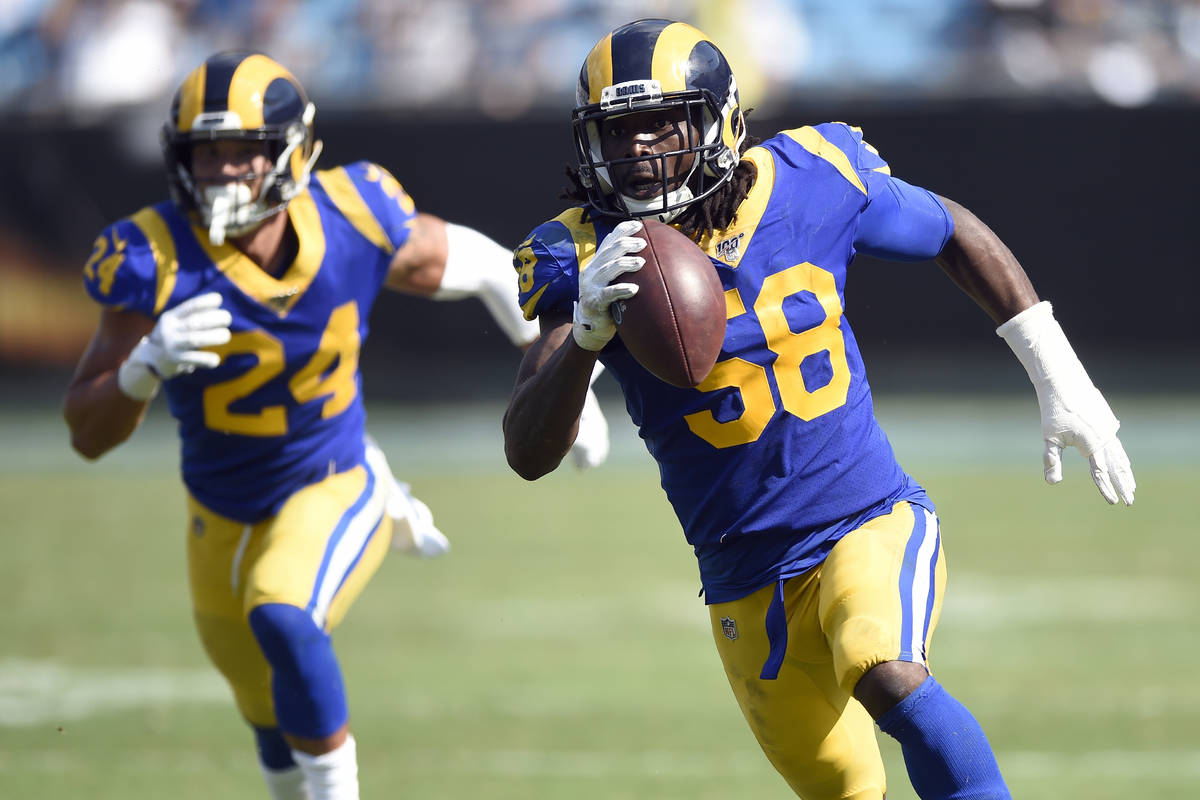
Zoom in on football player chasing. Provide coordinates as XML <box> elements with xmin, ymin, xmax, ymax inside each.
<box><xmin>63</xmin><ymin>52</ymin><xmax>608</xmax><ymax>800</ymax></box>
<box><xmin>503</xmin><ymin>19</ymin><xmax>1135</xmax><ymax>800</ymax></box>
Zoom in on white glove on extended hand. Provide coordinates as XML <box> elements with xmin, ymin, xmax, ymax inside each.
<box><xmin>997</xmin><ymin>301</ymin><xmax>1135</xmax><ymax>506</ymax></box>
<box><xmin>572</xmin><ymin>219</ymin><xmax>646</xmax><ymax>351</ymax></box>
<box><xmin>387</xmin><ymin>478</ymin><xmax>450</xmax><ymax>558</ymax></box>
<box><xmin>117</xmin><ymin>292</ymin><xmax>233</xmax><ymax>400</ymax></box>
<box><xmin>569</xmin><ymin>386</ymin><xmax>610</xmax><ymax>469</ymax></box>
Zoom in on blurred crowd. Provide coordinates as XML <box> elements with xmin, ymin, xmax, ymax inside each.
<box><xmin>3</xmin><ymin>0</ymin><xmax>1200</xmax><ymax>120</ymax></box>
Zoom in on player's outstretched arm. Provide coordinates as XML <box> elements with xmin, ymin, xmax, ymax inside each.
<box><xmin>934</xmin><ymin>197</ymin><xmax>1135</xmax><ymax>506</ymax></box>
<box><xmin>930</xmin><ymin>197</ymin><xmax>1038</xmax><ymax>324</ymax></box>
<box><xmin>385</xmin><ymin>212</ymin><xmax>539</xmax><ymax>347</ymax></box>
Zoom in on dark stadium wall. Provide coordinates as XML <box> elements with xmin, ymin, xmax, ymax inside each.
<box><xmin>1</xmin><ymin>103</ymin><xmax>1194</xmax><ymax>401</ymax></box>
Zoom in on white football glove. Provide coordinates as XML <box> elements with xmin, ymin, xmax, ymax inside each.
<box><xmin>997</xmin><ymin>301</ymin><xmax>1135</xmax><ymax>506</ymax></box>
<box><xmin>387</xmin><ymin>478</ymin><xmax>450</xmax><ymax>558</ymax></box>
<box><xmin>117</xmin><ymin>292</ymin><xmax>232</xmax><ymax>400</ymax></box>
<box><xmin>572</xmin><ymin>219</ymin><xmax>646</xmax><ymax>351</ymax></box>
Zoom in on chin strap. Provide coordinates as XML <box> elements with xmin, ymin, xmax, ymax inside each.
<box><xmin>620</xmin><ymin>184</ymin><xmax>694</xmax><ymax>223</ymax></box>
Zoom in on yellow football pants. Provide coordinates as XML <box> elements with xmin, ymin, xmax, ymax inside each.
<box><xmin>187</xmin><ymin>449</ymin><xmax>393</xmax><ymax>728</ymax></box>
<box><xmin>709</xmin><ymin>501</ymin><xmax>946</xmax><ymax>799</ymax></box>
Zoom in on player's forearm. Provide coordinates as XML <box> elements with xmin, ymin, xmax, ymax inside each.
<box><xmin>503</xmin><ymin>330</ymin><xmax>597</xmax><ymax>480</ymax></box>
<box><xmin>935</xmin><ymin>197</ymin><xmax>1039</xmax><ymax>325</ymax></box>
<box><xmin>63</xmin><ymin>370</ymin><xmax>149</xmax><ymax>459</ymax></box>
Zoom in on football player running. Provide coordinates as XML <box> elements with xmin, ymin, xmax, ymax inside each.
<box><xmin>63</xmin><ymin>52</ymin><xmax>607</xmax><ymax>800</ymax></box>
<box><xmin>503</xmin><ymin>19</ymin><xmax>1134</xmax><ymax>800</ymax></box>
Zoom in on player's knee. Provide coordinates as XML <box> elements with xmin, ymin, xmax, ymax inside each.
<box><xmin>853</xmin><ymin>660</ymin><xmax>929</xmax><ymax>719</ymax></box>
<box><xmin>248</xmin><ymin>603</ymin><xmax>348</xmax><ymax>738</ymax></box>
<box><xmin>247</xmin><ymin>603</ymin><xmax>328</xmax><ymax>672</ymax></box>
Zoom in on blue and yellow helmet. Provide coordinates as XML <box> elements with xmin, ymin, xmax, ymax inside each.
<box><xmin>161</xmin><ymin>52</ymin><xmax>321</xmax><ymax>240</ymax></box>
<box><xmin>572</xmin><ymin>19</ymin><xmax>746</xmax><ymax>220</ymax></box>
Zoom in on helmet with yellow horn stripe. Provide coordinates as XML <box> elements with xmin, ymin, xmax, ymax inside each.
<box><xmin>572</xmin><ymin>19</ymin><xmax>745</xmax><ymax>221</ymax></box>
<box><xmin>161</xmin><ymin>51</ymin><xmax>322</xmax><ymax>244</ymax></box>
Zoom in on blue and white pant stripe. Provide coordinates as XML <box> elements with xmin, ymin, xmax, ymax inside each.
<box><xmin>898</xmin><ymin>506</ymin><xmax>940</xmax><ymax>665</ymax></box>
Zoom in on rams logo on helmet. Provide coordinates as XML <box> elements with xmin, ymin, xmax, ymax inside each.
<box><xmin>572</xmin><ymin>19</ymin><xmax>746</xmax><ymax>221</ymax></box>
<box><xmin>161</xmin><ymin>51</ymin><xmax>323</xmax><ymax>244</ymax></box>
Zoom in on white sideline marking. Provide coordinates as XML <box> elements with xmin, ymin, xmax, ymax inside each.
<box><xmin>0</xmin><ymin>659</ymin><xmax>227</xmax><ymax>728</ymax></box>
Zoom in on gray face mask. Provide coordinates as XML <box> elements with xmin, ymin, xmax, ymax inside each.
<box><xmin>197</xmin><ymin>133</ymin><xmax>323</xmax><ymax>246</ymax></box>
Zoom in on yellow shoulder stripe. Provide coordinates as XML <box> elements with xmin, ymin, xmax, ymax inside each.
<box><xmin>698</xmin><ymin>147</ymin><xmax>775</xmax><ymax>266</ymax></box>
<box><xmin>555</xmin><ymin>207</ymin><xmax>598</xmax><ymax>271</ymax></box>
<box><xmin>129</xmin><ymin>207</ymin><xmax>178</xmax><ymax>314</ymax></box>
<box><xmin>783</xmin><ymin>127</ymin><xmax>867</xmax><ymax>195</ymax></box>
<box><xmin>318</xmin><ymin>167</ymin><xmax>395</xmax><ymax>255</ymax></box>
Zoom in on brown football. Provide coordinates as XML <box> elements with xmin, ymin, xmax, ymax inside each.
<box><xmin>614</xmin><ymin>219</ymin><xmax>726</xmax><ymax>388</ymax></box>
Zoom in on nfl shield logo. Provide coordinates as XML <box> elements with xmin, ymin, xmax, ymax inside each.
<box><xmin>721</xmin><ymin>617</ymin><xmax>738</xmax><ymax>641</ymax></box>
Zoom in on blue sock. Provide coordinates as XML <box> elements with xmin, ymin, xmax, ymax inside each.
<box><xmin>253</xmin><ymin>726</ymin><xmax>296</xmax><ymax>769</ymax></box>
<box><xmin>876</xmin><ymin>675</ymin><xmax>1012</xmax><ymax>800</ymax></box>
<box><xmin>248</xmin><ymin>603</ymin><xmax>348</xmax><ymax>739</ymax></box>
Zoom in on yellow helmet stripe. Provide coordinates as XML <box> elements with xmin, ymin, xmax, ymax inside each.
<box><xmin>176</xmin><ymin>65</ymin><xmax>205</xmax><ymax>133</ymax></box>
<box><xmin>651</xmin><ymin>22</ymin><xmax>707</xmax><ymax>93</ymax></box>
<box><xmin>585</xmin><ymin>32</ymin><xmax>614</xmax><ymax>104</ymax></box>
<box><xmin>228</xmin><ymin>54</ymin><xmax>295</xmax><ymax>129</ymax></box>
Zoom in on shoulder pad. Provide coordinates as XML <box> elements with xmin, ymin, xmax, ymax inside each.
<box><xmin>768</xmin><ymin>123</ymin><xmax>892</xmax><ymax>198</ymax></box>
<box><xmin>514</xmin><ymin>208</ymin><xmax>599</xmax><ymax>321</ymax></box>
<box><xmin>82</xmin><ymin>211</ymin><xmax>164</xmax><ymax>314</ymax></box>
<box><xmin>314</xmin><ymin>161</ymin><xmax>418</xmax><ymax>254</ymax></box>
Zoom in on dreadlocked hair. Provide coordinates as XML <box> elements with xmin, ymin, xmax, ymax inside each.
<box><xmin>560</xmin><ymin>110</ymin><xmax>762</xmax><ymax>242</ymax></box>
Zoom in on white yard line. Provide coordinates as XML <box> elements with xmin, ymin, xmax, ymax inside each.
<box><xmin>0</xmin><ymin>659</ymin><xmax>227</xmax><ymax>728</ymax></box>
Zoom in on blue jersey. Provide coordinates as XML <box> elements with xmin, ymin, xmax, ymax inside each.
<box><xmin>516</xmin><ymin>124</ymin><xmax>955</xmax><ymax>602</ymax></box>
<box><xmin>83</xmin><ymin>161</ymin><xmax>418</xmax><ymax>522</ymax></box>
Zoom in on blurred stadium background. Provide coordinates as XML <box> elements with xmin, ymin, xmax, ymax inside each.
<box><xmin>1</xmin><ymin>1</ymin><xmax>1198</xmax><ymax>799</ymax></box>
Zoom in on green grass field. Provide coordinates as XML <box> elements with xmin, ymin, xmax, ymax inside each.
<box><xmin>2</xmin><ymin>395</ymin><xmax>1197</xmax><ymax>799</ymax></box>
